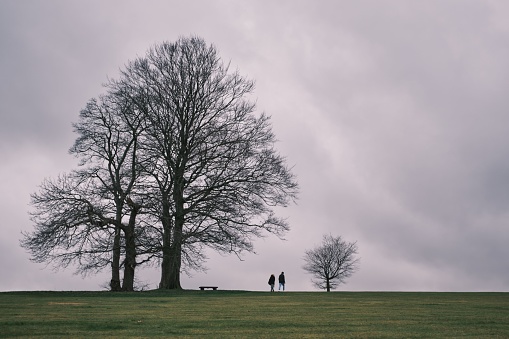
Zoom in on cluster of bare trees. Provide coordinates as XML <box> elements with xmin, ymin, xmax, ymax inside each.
<box><xmin>21</xmin><ymin>37</ymin><xmax>298</xmax><ymax>291</ymax></box>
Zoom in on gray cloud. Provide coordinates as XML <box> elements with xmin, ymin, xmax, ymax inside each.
<box><xmin>2</xmin><ymin>0</ymin><xmax>509</xmax><ymax>292</ymax></box>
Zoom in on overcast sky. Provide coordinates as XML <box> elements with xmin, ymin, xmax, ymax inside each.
<box><xmin>2</xmin><ymin>0</ymin><xmax>509</xmax><ymax>292</ymax></box>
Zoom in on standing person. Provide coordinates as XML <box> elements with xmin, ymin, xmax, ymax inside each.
<box><xmin>268</xmin><ymin>274</ymin><xmax>276</xmax><ymax>292</ymax></box>
<box><xmin>278</xmin><ymin>272</ymin><xmax>285</xmax><ymax>291</ymax></box>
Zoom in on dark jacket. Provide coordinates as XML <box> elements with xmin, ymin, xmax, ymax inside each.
<box><xmin>268</xmin><ymin>275</ymin><xmax>275</xmax><ymax>285</ymax></box>
<box><xmin>278</xmin><ymin>273</ymin><xmax>285</xmax><ymax>284</ymax></box>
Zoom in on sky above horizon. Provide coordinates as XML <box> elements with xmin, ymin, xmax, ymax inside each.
<box><xmin>2</xmin><ymin>0</ymin><xmax>509</xmax><ymax>292</ymax></box>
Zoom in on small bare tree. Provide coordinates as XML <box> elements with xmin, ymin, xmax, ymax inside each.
<box><xmin>303</xmin><ymin>234</ymin><xmax>359</xmax><ymax>292</ymax></box>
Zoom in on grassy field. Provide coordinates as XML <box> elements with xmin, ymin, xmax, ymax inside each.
<box><xmin>0</xmin><ymin>290</ymin><xmax>508</xmax><ymax>338</ymax></box>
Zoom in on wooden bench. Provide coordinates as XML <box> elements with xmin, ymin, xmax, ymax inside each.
<box><xmin>199</xmin><ymin>286</ymin><xmax>218</xmax><ymax>291</ymax></box>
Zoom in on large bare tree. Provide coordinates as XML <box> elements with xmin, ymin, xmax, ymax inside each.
<box><xmin>70</xmin><ymin>92</ymin><xmax>146</xmax><ymax>291</ymax></box>
<box><xmin>22</xmin><ymin>36</ymin><xmax>298</xmax><ymax>291</ymax></box>
<box><xmin>303</xmin><ymin>234</ymin><xmax>360</xmax><ymax>292</ymax></box>
<box><xmin>113</xmin><ymin>37</ymin><xmax>299</xmax><ymax>289</ymax></box>
<box><xmin>22</xmin><ymin>91</ymin><xmax>148</xmax><ymax>291</ymax></box>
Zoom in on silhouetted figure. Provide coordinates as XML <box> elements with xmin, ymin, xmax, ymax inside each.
<box><xmin>268</xmin><ymin>274</ymin><xmax>276</xmax><ymax>292</ymax></box>
<box><xmin>278</xmin><ymin>272</ymin><xmax>285</xmax><ymax>291</ymax></box>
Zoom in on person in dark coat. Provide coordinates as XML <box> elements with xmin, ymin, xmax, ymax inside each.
<box><xmin>278</xmin><ymin>272</ymin><xmax>285</xmax><ymax>291</ymax></box>
<box><xmin>268</xmin><ymin>274</ymin><xmax>275</xmax><ymax>292</ymax></box>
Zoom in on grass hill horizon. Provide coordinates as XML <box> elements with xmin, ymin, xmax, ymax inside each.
<box><xmin>1</xmin><ymin>290</ymin><xmax>508</xmax><ymax>337</ymax></box>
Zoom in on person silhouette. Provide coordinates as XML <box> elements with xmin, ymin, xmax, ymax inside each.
<box><xmin>268</xmin><ymin>274</ymin><xmax>275</xmax><ymax>292</ymax></box>
<box><xmin>278</xmin><ymin>272</ymin><xmax>285</xmax><ymax>291</ymax></box>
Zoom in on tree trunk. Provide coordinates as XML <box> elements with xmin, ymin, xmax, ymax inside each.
<box><xmin>159</xmin><ymin>225</ymin><xmax>173</xmax><ymax>288</ymax></box>
<box><xmin>167</xmin><ymin>176</ymin><xmax>185</xmax><ymax>290</ymax></box>
<box><xmin>159</xmin><ymin>177</ymin><xmax>185</xmax><ymax>290</ymax></box>
<box><xmin>161</xmin><ymin>208</ymin><xmax>183</xmax><ymax>289</ymax></box>
<box><xmin>159</xmin><ymin>196</ymin><xmax>174</xmax><ymax>289</ymax></box>
<box><xmin>122</xmin><ymin>206</ymin><xmax>139</xmax><ymax>292</ymax></box>
<box><xmin>167</xmin><ymin>237</ymin><xmax>182</xmax><ymax>289</ymax></box>
<box><xmin>326</xmin><ymin>277</ymin><xmax>331</xmax><ymax>292</ymax></box>
<box><xmin>122</xmin><ymin>238</ymin><xmax>135</xmax><ymax>291</ymax></box>
<box><xmin>110</xmin><ymin>225</ymin><xmax>122</xmax><ymax>291</ymax></box>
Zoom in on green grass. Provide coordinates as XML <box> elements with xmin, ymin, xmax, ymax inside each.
<box><xmin>1</xmin><ymin>290</ymin><xmax>508</xmax><ymax>338</ymax></box>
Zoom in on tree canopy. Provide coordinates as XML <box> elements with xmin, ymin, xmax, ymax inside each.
<box><xmin>21</xmin><ymin>36</ymin><xmax>298</xmax><ymax>290</ymax></box>
<box><xmin>303</xmin><ymin>234</ymin><xmax>359</xmax><ymax>292</ymax></box>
